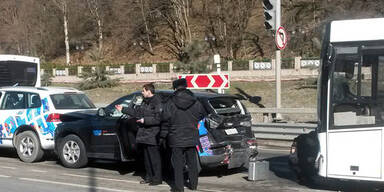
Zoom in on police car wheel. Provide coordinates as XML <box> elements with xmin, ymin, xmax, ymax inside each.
<box><xmin>16</xmin><ymin>131</ymin><xmax>44</xmax><ymax>163</ymax></box>
<box><xmin>59</xmin><ymin>134</ymin><xmax>88</xmax><ymax>168</ymax></box>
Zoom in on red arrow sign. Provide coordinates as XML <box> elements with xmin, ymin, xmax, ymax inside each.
<box><xmin>178</xmin><ymin>74</ymin><xmax>230</xmax><ymax>89</ymax></box>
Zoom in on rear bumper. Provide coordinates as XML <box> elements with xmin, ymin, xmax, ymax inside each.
<box><xmin>200</xmin><ymin>147</ymin><xmax>256</xmax><ymax>169</ymax></box>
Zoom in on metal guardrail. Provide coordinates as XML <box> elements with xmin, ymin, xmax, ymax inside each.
<box><xmin>247</xmin><ymin>107</ymin><xmax>316</xmax><ymax>114</ymax></box>
<box><xmin>252</xmin><ymin>122</ymin><xmax>317</xmax><ymax>140</ymax></box>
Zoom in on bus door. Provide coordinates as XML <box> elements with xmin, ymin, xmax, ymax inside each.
<box><xmin>327</xmin><ymin>45</ymin><xmax>384</xmax><ymax>180</ymax></box>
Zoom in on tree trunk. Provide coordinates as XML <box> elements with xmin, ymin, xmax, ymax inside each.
<box><xmin>64</xmin><ymin>12</ymin><xmax>70</xmax><ymax>65</ymax></box>
<box><xmin>139</xmin><ymin>0</ymin><xmax>153</xmax><ymax>53</ymax></box>
<box><xmin>183</xmin><ymin>0</ymin><xmax>192</xmax><ymax>43</ymax></box>
<box><xmin>98</xmin><ymin>18</ymin><xmax>103</xmax><ymax>53</ymax></box>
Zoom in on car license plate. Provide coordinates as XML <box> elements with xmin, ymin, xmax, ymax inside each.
<box><xmin>225</xmin><ymin>128</ymin><xmax>238</xmax><ymax>135</ymax></box>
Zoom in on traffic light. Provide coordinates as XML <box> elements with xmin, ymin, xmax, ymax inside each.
<box><xmin>263</xmin><ymin>0</ymin><xmax>276</xmax><ymax>30</ymax></box>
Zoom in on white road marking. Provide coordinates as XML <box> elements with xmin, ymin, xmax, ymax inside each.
<box><xmin>30</xmin><ymin>169</ymin><xmax>47</xmax><ymax>173</ymax></box>
<box><xmin>198</xmin><ymin>188</ymin><xmax>225</xmax><ymax>192</ymax></box>
<box><xmin>0</xmin><ymin>166</ymin><xmax>16</xmax><ymax>170</ymax></box>
<box><xmin>19</xmin><ymin>177</ymin><xmax>134</xmax><ymax>192</ymax></box>
<box><xmin>63</xmin><ymin>173</ymin><xmax>173</xmax><ymax>188</ymax></box>
<box><xmin>0</xmin><ymin>175</ymin><xmax>11</xmax><ymax>178</ymax></box>
<box><xmin>62</xmin><ymin>173</ymin><xmax>138</xmax><ymax>184</ymax></box>
<box><xmin>63</xmin><ymin>173</ymin><xmax>169</xmax><ymax>188</ymax></box>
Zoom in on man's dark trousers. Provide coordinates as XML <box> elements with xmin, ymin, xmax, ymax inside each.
<box><xmin>171</xmin><ymin>147</ymin><xmax>198</xmax><ymax>191</ymax></box>
<box><xmin>143</xmin><ymin>144</ymin><xmax>162</xmax><ymax>183</ymax></box>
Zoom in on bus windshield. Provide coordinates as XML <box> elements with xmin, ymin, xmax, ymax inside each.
<box><xmin>0</xmin><ymin>61</ymin><xmax>38</xmax><ymax>87</ymax></box>
<box><xmin>331</xmin><ymin>44</ymin><xmax>384</xmax><ymax>128</ymax></box>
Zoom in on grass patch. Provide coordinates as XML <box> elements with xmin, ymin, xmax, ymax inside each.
<box><xmin>52</xmin><ymin>80</ymin><xmax>317</xmax><ymax>109</ymax></box>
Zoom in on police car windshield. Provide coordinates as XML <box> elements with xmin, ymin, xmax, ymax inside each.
<box><xmin>50</xmin><ymin>93</ymin><xmax>96</xmax><ymax>109</ymax></box>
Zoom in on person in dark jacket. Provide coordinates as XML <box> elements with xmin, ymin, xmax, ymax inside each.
<box><xmin>116</xmin><ymin>83</ymin><xmax>163</xmax><ymax>185</ymax></box>
<box><xmin>161</xmin><ymin>78</ymin><xmax>207</xmax><ymax>192</ymax></box>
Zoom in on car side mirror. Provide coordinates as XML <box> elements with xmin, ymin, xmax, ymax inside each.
<box><xmin>97</xmin><ymin>108</ymin><xmax>106</xmax><ymax>117</ymax></box>
<box><xmin>134</xmin><ymin>96</ymin><xmax>143</xmax><ymax>105</ymax></box>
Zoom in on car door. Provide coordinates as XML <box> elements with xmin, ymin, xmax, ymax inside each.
<box><xmin>0</xmin><ymin>91</ymin><xmax>27</xmax><ymax>145</ymax></box>
<box><xmin>89</xmin><ymin>94</ymin><xmax>137</xmax><ymax>159</ymax></box>
<box><xmin>113</xmin><ymin>93</ymin><xmax>143</xmax><ymax>160</ymax></box>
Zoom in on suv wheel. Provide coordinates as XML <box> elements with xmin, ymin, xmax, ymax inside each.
<box><xmin>58</xmin><ymin>134</ymin><xmax>88</xmax><ymax>168</ymax></box>
<box><xmin>16</xmin><ymin>131</ymin><xmax>44</xmax><ymax>163</ymax></box>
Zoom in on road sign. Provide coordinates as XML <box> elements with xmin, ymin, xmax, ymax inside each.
<box><xmin>178</xmin><ymin>74</ymin><xmax>230</xmax><ymax>89</ymax></box>
<box><xmin>275</xmin><ymin>26</ymin><xmax>288</xmax><ymax>50</ymax></box>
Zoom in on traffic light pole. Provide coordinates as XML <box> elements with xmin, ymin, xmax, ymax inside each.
<box><xmin>275</xmin><ymin>0</ymin><xmax>282</xmax><ymax>119</ymax></box>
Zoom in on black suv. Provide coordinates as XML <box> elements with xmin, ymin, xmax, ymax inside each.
<box><xmin>54</xmin><ymin>90</ymin><xmax>257</xmax><ymax>169</ymax></box>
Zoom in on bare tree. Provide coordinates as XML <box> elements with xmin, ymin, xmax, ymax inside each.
<box><xmin>203</xmin><ymin>0</ymin><xmax>256</xmax><ymax>59</ymax></box>
<box><xmin>158</xmin><ymin>0</ymin><xmax>193</xmax><ymax>61</ymax></box>
<box><xmin>86</xmin><ymin>0</ymin><xmax>103</xmax><ymax>54</ymax></box>
<box><xmin>52</xmin><ymin>0</ymin><xmax>71</xmax><ymax>65</ymax></box>
<box><xmin>139</xmin><ymin>0</ymin><xmax>153</xmax><ymax>53</ymax></box>
<box><xmin>0</xmin><ymin>0</ymin><xmax>32</xmax><ymax>54</ymax></box>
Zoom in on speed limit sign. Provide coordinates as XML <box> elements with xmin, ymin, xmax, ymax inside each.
<box><xmin>275</xmin><ymin>26</ymin><xmax>288</xmax><ymax>50</ymax></box>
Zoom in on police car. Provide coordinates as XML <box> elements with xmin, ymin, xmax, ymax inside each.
<box><xmin>0</xmin><ymin>86</ymin><xmax>96</xmax><ymax>163</ymax></box>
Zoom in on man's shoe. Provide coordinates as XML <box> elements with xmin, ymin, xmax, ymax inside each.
<box><xmin>186</xmin><ymin>182</ymin><xmax>197</xmax><ymax>190</ymax></box>
<box><xmin>139</xmin><ymin>179</ymin><xmax>151</xmax><ymax>184</ymax></box>
<box><xmin>149</xmin><ymin>181</ymin><xmax>162</xmax><ymax>186</ymax></box>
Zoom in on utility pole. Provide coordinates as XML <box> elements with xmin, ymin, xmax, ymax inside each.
<box><xmin>275</xmin><ymin>0</ymin><xmax>282</xmax><ymax>119</ymax></box>
<box><xmin>214</xmin><ymin>54</ymin><xmax>224</xmax><ymax>94</ymax></box>
<box><xmin>263</xmin><ymin>0</ymin><xmax>283</xmax><ymax>119</ymax></box>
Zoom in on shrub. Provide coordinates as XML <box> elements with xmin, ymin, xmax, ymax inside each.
<box><xmin>41</xmin><ymin>72</ymin><xmax>52</xmax><ymax>87</ymax></box>
<box><xmin>78</xmin><ymin>66</ymin><xmax>119</xmax><ymax>90</ymax></box>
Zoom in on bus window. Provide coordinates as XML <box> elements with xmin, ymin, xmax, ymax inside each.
<box><xmin>331</xmin><ymin>46</ymin><xmax>384</xmax><ymax>128</ymax></box>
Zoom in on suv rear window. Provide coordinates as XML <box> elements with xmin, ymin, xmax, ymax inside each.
<box><xmin>50</xmin><ymin>93</ymin><xmax>96</xmax><ymax>109</ymax></box>
<box><xmin>208</xmin><ymin>97</ymin><xmax>244</xmax><ymax>115</ymax></box>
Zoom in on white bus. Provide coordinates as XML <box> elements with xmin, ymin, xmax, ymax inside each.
<box><xmin>0</xmin><ymin>55</ymin><xmax>41</xmax><ymax>87</ymax></box>
<box><xmin>290</xmin><ymin>18</ymin><xmax>384</xmax><ymax>183</ymax></box>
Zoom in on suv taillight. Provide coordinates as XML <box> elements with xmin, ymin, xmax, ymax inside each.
<box><xmin>246</xmin><ymin>139</ymin><xmax>257</xmax><ymax>146</ymax></box>
<box><xmin>47</xmin><ymin>113</ymin><xmax>61</xmax><ymax>122</ymax></box>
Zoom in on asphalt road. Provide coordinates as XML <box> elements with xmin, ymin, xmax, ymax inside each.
<box><xmin>0</xmin><ymin>147</ymin><xmax>358</xmax><ymax>192</ymax></box>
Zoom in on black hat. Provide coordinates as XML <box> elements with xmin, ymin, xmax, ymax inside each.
<box><xmin>172</xmin><ymin>78</ymin><xmax>187</xmax><ymax>89</ymax></box>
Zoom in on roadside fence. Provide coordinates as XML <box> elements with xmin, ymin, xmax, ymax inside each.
<box><xmin>249</xmin><ymin>107</ymin><xmax>317</xmax><ymax>141</ymax></box>
<box><xmin>252</xmin><ymin>122</ymin><xmax>316</xmax><ymax>141</ymax></box>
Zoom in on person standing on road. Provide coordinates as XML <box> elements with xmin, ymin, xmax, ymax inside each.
<box><xmin>116</xmin><ymin>83</ymin><xmax>163</xmax><ymax>186</ymax></box>
<box><xmin>161</xmin><ymin>78</ymin><xmax>207</xmax><ymax>192</ymax></box>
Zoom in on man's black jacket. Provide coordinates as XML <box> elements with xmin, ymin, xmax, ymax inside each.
<box><xmin>161</xmin><ymin>88</ymin><xmax>207</xmax><ymax>147</ymax></box>
<box><xmin>122</xmin><ymin>94</ymin><xmax>162</xmax><ymax>145</ymax></box>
